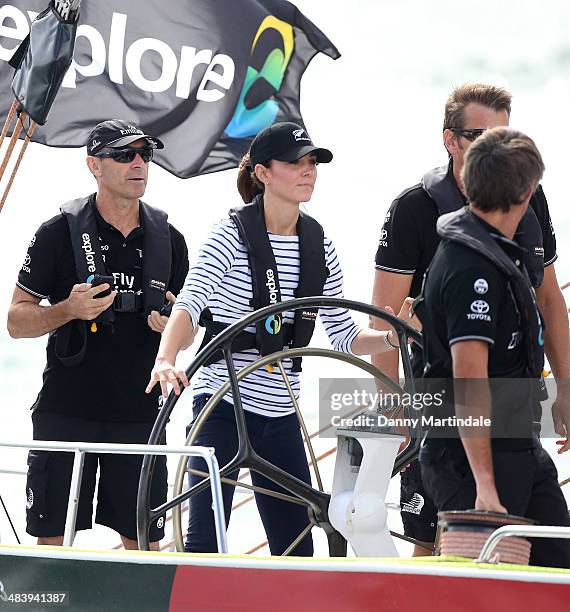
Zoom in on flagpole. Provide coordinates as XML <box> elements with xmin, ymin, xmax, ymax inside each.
<box><xmin>0</xmin><ymin>116</ymin><xmax>37</xmax><ymax>213</ymax></box>
<box><xmin>0</xmin><ymin>100</ymin><xmax>18</xmax><ymax>153</ymax></box>
<box><xmin>0</xmin><ymin>109</ymin><xmax>26</xmax><ymax>186</ymax></box>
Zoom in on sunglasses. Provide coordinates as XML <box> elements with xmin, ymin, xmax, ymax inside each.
<box><xmin>94</xmin><ymin>147</ymin><xmax>154</xmax><ymax>163</ymax></box>
<box><xmin>449</xmin><ymin>128</ymin><xmax>487</xmax><ymax>142</ymax></box>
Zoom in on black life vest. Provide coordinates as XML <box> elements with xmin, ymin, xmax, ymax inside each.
<box><xmin>54</xmin><ymin>194</ymin><xmax>171</xmax><ymax>367</ymax></box>
<box><xmin>198</xmin><ymin>194</ymin><xmax>328</xmax><ymax>372</ymax></box>
<box><xmin>432</xmin><ymin>208</ymin><xmax>545</xmax><ymax>378</ymax></box>
<box><xmin>422</xmin><ymin>161</ymin><xmax>545</xmax><ymax>288</ymax></box>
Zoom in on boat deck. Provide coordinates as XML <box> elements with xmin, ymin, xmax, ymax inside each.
<box><xmin>1</xmin><ymin>545</ymin><xmax>569</xmax><ymax>611</ymax></box>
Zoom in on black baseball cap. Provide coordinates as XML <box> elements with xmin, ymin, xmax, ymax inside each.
<box><xmin>249</xmin><ymin>122</ymin><xmax>333</xmax><ymax>168</ymax></box>
<box><xmin>87</xmin><ymin>119</ymin><xmax>164</xmax><ymax>155</ymax></box>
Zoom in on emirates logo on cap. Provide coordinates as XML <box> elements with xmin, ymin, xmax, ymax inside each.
<box><xmin>120</xmin><ymin>125</ymin><xmax>143</xmax><ymax>135</ymax></box>
<box><xmin>292</xmin><ymin>128</ymin><xmax>310</xmax><ymax>142</ymax></box>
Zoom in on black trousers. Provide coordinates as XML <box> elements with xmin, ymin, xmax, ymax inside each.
<box><xmin>184</xmin><ymin>394</ymin><xmax>314</xmax><ymax>556</ymax></box>
<box><xmin>421</xmin><ymin>445</ymin><xmax>570</xmax><ymax>569</ymax></box>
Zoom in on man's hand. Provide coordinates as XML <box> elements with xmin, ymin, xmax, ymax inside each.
<box><xmin>475</xmin><ymin>481</ymin><xmax>507</xmax><ymax>513</ymax></box>
<box><xmin>65</xmin><ymin>283</ymin><xmax>116</xmax><ymax>321</ymax></box>
<box><xmin>553</xmin><ymin>384</ymin><xmax>570</xmax><ymax>453</ymax></box>
<box><xmin>146</xmin><ymin>356</ymin><xmax>189</xmax><ymax>398</ymax></box>
<box><xmin>147</xmin><ymin>291</ymin><xmax>176</xmax><ymax>333</ymax></box>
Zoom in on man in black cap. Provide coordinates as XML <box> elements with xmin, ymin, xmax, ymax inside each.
<box><xmin>7</xmin><ymin>119</ymin><xmax>189</xmax><ymax>550</ymax></box>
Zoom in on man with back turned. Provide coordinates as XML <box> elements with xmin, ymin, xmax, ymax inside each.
<box><xmin>417</xmin><ymin>126</ymin><xmax>570</xmax><ymax>568</ymax></box>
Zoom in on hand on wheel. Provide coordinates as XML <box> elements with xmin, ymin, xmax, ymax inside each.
<box><xmin>146</xmin><ymin>357</ymin><xmax>189</xmax><ymax>399</ymax></box>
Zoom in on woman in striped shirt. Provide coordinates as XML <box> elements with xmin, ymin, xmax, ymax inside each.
<box><xmin>147</xmin><ymin>122</ymin><xmax>413</xmax><ymax>555</ymax></box>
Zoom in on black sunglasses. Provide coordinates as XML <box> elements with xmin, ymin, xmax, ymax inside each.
<box><xmin>449</xmin><ymin>128</ymin><xmax>486</xmax><ymax>142</ymax></box>
<box><xmin>94</xmin><ymin>147</ymin><xmax>154</xmax><ymax>163</ymax></box>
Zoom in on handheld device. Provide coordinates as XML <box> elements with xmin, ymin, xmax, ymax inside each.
<box><xmin>90</xmin><ymin>274</ymin><xmax>114</xmax><ymax>298</ymax></box>
<box><xmin>159</xmin><ymin>302</ymin><xmax>173</xmax><ymax>317</ymax></box>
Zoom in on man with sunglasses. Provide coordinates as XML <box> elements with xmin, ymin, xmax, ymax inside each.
<box><xmin>8</xmin><ymin>119</ymin><xmax>189</xmax><ymax>550</ymax></box>
<box><xmin>371</xmin><ymin>83</ymin><xmax>570</xmax><ymax>556</ymax></box>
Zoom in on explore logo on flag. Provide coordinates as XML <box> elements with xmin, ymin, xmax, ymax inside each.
<box><xmin>0</xmin><ymin>0</ymin><xmax>339</xmax><ymax>178</ymax></box>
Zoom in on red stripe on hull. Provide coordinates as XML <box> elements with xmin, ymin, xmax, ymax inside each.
<box><xmin>169</xmin><ymin>566</ymin><xmax>570</xmax><ymax>611</ymax></box>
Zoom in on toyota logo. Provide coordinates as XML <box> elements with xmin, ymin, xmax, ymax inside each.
<box><xmin>470</xmin><ymin>300</ymin><xmax>490</xmax><ymax>314</ymax></box>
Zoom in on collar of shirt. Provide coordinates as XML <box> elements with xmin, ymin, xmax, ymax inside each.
<box><xmin>470</xmin><ymin>211</ymin><xmax>526</xmax><ymax>267</ymax></box>
<box><xmin>90</xmin><ymin>193</ymin><xmax>144</xmax><ymax>242</ymax></box>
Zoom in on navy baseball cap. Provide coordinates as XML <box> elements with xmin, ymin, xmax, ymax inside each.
<box><xmin>249</xmin><ymin>122</ymin><xmax>333</xmax><ymax>168</ymax></box>
<box><xmin>87</xmin><ymin>119</ymin><xmax>164</xmax><ymax>155</ymax></box>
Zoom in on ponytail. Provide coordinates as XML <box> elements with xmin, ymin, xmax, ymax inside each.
<box><xmin>237</xmin><ymin>152</ymin><xmax>265</xmax><ymax>203</ymax></box>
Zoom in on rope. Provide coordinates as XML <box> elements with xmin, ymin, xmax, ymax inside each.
<box><xmin>0</xmin><ymin>492</ymin><xmax>21</xmax><ymax>544</ymax></box>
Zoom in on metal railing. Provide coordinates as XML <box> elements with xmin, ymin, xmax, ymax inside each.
<box><xmin>0</xmin><ymin>440</ymin><xmax>227</xmax><ymax>553</ymax></box>
<box><xmin>477</xmin><ymin>525</ymin><xmax>570</xmax><ymax>564</ymax></box>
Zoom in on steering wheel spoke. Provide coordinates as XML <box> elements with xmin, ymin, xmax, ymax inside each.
<box><xmin>276</xmin><ymin>360</ymin><xmax>324</xmax><ymax>493</ymax></box>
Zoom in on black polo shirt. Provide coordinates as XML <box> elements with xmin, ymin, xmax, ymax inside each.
<box><xmin>375</xmin><ymin>183</ymin><xmax>556</xmax><ymax>298</ymax></box>
<box><xmin>419</xmin><ymin>215</ymin><xmax>537</xmax><ymax>451</ymax></box>
<box><xmin>16</xmin><ymin>197</ymin><xmax>189</xmax><ymax>422</ymax></box>
<box><xmin>375</xmin><ymin>175</ymin><xmax>556</xmax><ymax>376</ymax></box>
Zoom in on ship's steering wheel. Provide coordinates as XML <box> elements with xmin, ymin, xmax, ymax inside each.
<box><xmin>137</xmin><ymin>297</ymin><xmax>422</xmax><ymax>554</ymax></box>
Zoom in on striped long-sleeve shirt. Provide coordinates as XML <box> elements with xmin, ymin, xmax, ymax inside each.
<box><xmin>174</xmin><ymin>217</ymin><xmax>362</xmax><ymax>417</ymax></box>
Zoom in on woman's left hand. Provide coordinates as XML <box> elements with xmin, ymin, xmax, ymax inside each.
<box><xmin>385</xmin><ymin>297</ymin><xmax>421</xmax><ymax>347</ymax></box>
<box><xmin>352</xmin><ymin>298</ymin><xmax>421</xmax><ymax>356</ymax></box>
<box><xmin>396</xmin><ymin>296</ymin><xmax>421</xmax><ymax>332</ymax></box>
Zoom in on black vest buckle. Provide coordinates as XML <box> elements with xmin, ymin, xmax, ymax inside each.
<box><xmin>114</xmin><ymin>292</ymin><xmax>142</xmax><ymax>313</ymax></box>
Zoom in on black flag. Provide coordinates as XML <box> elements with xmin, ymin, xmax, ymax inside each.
<box><xmin>0</xmin><ymin>1</ymin><xmax>340</xmax><ymax>178</ymax></box>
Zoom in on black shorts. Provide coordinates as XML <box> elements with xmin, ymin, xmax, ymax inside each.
<box><xmin>26</xmin><ymin>412</ymin><xmax>167</xmax><ymax>542</ymax></box>
<box><xmin>421</xmin><ymin>445</ymin><xmax>570</xmax><ymax>569</ymax></box>
<box><xmin>400</xmin><ymin>459</ymin><xmax>438</xmax><ymax>543</ymax></box>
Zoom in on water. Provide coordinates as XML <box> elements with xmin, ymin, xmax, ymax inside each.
<box><xmin>0</xmin><ymin>0</ymin><xmax>569</xmax><ymax>554</ymax></box>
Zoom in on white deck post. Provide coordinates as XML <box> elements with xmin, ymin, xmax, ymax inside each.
<box><xmin>63</xmin><ymin>449</ymin><xmax>85</xmax><ymax>547</ymax></box>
